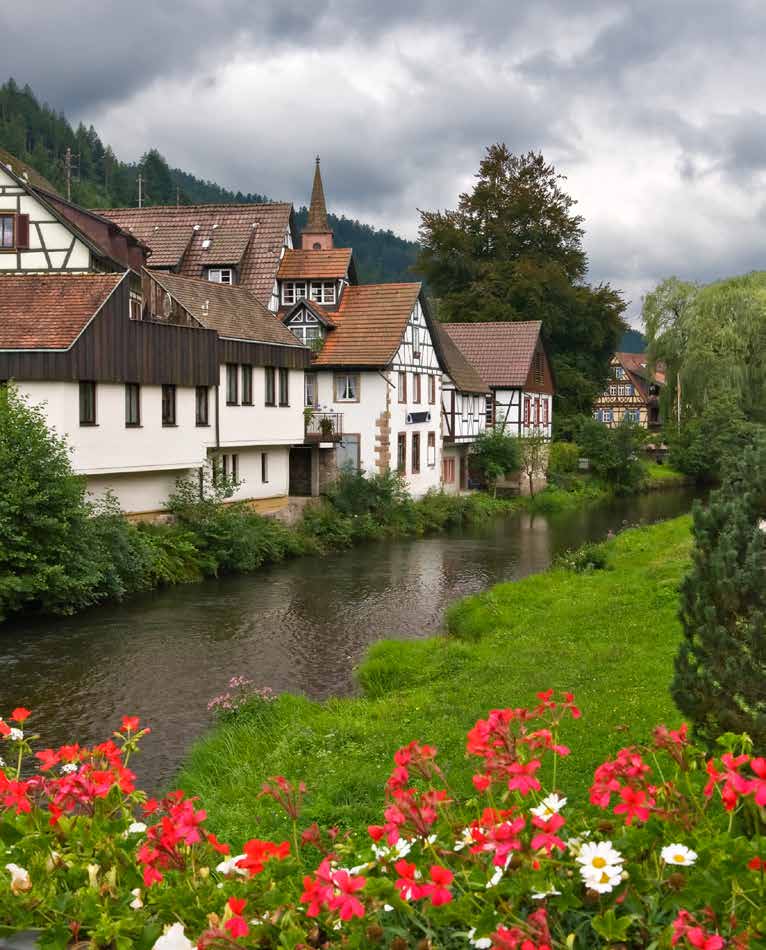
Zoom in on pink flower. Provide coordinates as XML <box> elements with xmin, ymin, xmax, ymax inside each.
<box><xmin>328</xmin><ymin>869</ymin><xmax>366</xmax><ymax>920</ymax></box>
<box><xmin>507</xmin><ymin>760</ymin><xmax>542</xmax><ymax>796</ymax></box>
<box><xmin>613</xmin><ymin>786</ymin><xmax>652</xmax><ymax>825</ymax></box>
<box><xmin>425</xmin><ymin>865</ymin><xmax>453</xmax><ymax>906</ymax></box>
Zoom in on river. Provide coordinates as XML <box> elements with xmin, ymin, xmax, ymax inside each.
<box><xmin>0</xmin><ymin>489</ymin><xmax>696</xmax><ymax>791</ymax></box>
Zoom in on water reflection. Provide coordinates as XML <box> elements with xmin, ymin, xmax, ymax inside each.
<box><xmin>0</xmin><ymin>489</ymin><xmax>697</xmax><ymax>789</ymax></box>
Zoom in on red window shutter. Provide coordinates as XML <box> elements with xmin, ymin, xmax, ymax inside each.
<box><xmin>543</xmin><ymin>399</ymin><xmax>549</xmax><ymax>425</ymax></box>
<box><xmin>524</xmin><ymin>397</ymin><xmax>530</xmax><ymax>426</ymax></box>
<box><xmin>15</xmin><ymin>214</ymin><xmax>30</xmax><ymax>249</ymax></box>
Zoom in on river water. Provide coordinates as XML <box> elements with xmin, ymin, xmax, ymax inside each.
<box><xmin>0</xmin><ymin>489</ymin><xmax>696</xmax><ymax>790</ymax></box>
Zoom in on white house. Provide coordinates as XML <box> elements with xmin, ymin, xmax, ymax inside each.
<box><xmin>441</xmin><ymin>322</ymin><xmax>555</xmax><ymax>440</ymax></box>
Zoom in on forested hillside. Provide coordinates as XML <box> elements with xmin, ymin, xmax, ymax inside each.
<box><xmin>0</xmin><ymin>79</ymin><xmax>420</xmax><ymax>283</ymax></box>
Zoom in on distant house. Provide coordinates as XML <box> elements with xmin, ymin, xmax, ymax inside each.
<box><xmin>440</xmin><ymin>322</ymin><xmax>555</xmax><ymax>439</ymax></box>
<box><xmin>593</xmin><ymin>353</ymin><xmax>664</xmax><ymax>429</ymax></box>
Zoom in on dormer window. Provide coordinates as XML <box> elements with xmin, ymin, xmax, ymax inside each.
<box><xmin>208</xmin><ymin>268</ymin><xmax>234</xmax><ymax>285</ymax></box>
<box><xmin>309</xmin><ymin>281</ymin><xmax>336</xmax><ymax>305</ymax></box>
<box><xmin>614</xmin><ymin>366</ymin><xmax>625</xmax><ymax>379</ymax></box>
<box><xmin>282</xmin><ymin>281</ymin><xmax>307</xmax><ymax>305</ymax></box>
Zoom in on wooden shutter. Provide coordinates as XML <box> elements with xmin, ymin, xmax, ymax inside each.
<box><xmin>15</xmin><ymin>214</ymin><xmax>30</xmax><ymax>249</ymax></box>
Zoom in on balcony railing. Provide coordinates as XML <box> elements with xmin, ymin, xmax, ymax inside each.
<box><xmin>305</xmin><ymin>410</ymin><xmax>343</xmax><ymax>443</ymax></box>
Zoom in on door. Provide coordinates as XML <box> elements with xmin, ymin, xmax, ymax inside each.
<box><xmin>289</xmin><ymin>447</ymin><xmax>312</xmax><ymax>496</ymax></box>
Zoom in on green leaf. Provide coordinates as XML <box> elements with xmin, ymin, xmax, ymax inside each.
<box><xmin>591</xmin><ymin>907</ymin><xmax>634</xmax><ymax>942</ymax></box>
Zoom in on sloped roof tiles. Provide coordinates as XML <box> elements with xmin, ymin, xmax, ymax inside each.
<box><xmin>440</xmin><ymin>321</ymin><xmax>543</xmax><ymax>388</ymax></box>
<box><xmin>277</xmin><ymin>248</ymin><xmax>352</xmax><ymax>280</ymax></box>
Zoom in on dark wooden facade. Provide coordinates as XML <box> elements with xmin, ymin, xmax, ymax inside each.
<box><xmin>218</xmin><ymin>338</ymin><xmax>311</xmax><ymax>370</ymax></box>
<box><xmin>0</xmin><ymin>280</ymin><xmax>219</xmax><ymax>386</ymax></box>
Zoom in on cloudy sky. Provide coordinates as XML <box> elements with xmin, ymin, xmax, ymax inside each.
<box><xmin>5</xmin><ymin>0</ymin><xmax>766</xmax><ymax>323</ymax></box>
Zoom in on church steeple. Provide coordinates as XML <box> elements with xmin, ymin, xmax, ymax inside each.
<box><xmin>301</xmin><ymin>156</ymin><xmax>334</xmax><ymax>250</ymax></box>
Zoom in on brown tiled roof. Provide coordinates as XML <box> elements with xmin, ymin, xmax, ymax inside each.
<box><xmin>616</xmin><ymin>352</ymin><xmax>666</xmax><ymax>385</ymax></box>
<box><xmin>0</xmin><ymin>146</ymin><xmax>58</xmax><ymax>193</ymax></box>
<box><xmin>431</xmin><ymin>323</ymin><xmax>489</xmax><ymax>394</ymax></box>
<box><xmin>149</xmin><ymin>271</ymin><xmax>305</xmax><ymax>348</ymax></box>
<box><xmin>277</xmin><ymin>248</ymin><xmax>352</xmax><ymax>280</ymax></box>
<box><xmin>313</xmin><ymin>283</ymin><xmax>422</xmax><ymax>367</ymax></box>
<box><xmin>0</xmin><ymin>273</ymin><xmax>124</xmax><ymax>349</ymax></box>
<box><xmin>441</xmin><ymin>321</ymin><xmax>542</xmax><ymax>388</ymax></box>
<box><xmin>96</xmin><ymin>204</ymin><xmax>292</xmax><ymax>304</ymax></box>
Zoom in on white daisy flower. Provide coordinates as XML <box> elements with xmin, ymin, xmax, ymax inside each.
<box><xmin>152</xmin><ymin>923</ymin><xmax>194</xmax><ymax>950</ymax></box>
<box><xmin>8</xmin><ymin>728</ymin><xmax>23</xmax><ymax>742</ymax></box>
<box><xmin>531</xmin><ymin>793</ymin><xmax>567</xmax><ymax>819</ymax></box>
<box><xmin>576</xmin><ymin>840</ymin><xmax>624</xmax><ymax>874</ymax></box>
<box><xmin>580</xmin><ymin>863</ymin><xmax>623</xmax><ymax>894</ymax></box>
<box><xmin>372</xmin><ymin>837</ymin><xmax>412</xmax><ymax>861</ymax></box>
<box><xmin>661</xmin><ymin>844</ymin><xmax>697</xmax><ymax>867</ymax></box>
<box><xmin>0</xmin><ymin>756</ymin><xmax>5</xmax><ymax>768</ymax></box>
<box><xmin>215</xmin><ymin>853</ymin><xmax>248</xmax><ymax>877</ymax></box>
<box><xmin>125</xmin><ymin>821</ymin><xmax>147</xmax><ymax>836</ymax></box>
<box><xmin>60</xmin><ymin>762</ymin><xmax>78</xmax><ymax>775</ymax></box>
<box><xmin>468</xmin><ymin>928</ymin><xmax>493</xmax><ymax>948</ymax></box>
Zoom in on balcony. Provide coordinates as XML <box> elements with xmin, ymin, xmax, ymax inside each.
<box><xmin>304</xmin><ymin>410</ymin><xmax>343</xmax><ymax>444</ymax></box>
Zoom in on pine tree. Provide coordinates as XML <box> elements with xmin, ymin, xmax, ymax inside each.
<box><xmin>671</xmin><ymin>437</ymin><xmax>766</xmax><ymax>751</ymax></box>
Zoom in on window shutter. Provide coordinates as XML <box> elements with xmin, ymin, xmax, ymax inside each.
<box><xmin>15</xmin><ymin>214</ymin><xmax>30</xmax><ymax>249</ymax></box>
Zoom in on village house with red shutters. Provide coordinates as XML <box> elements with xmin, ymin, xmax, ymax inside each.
<box><xmin>0</xmin><ymin>152</ymin><xmax>556</xmax><ymax>515</ymax></box>
<box><xmin>593</xmin><ymin>352</ymin><xmax>664</xmax><ymax>430</ymax></box>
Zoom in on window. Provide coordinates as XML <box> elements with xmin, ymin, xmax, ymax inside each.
<box><xmin>427</xmin><ymin>431</ymin><xmax>436</xmax><ymax>466</ymax></box>
<box><xmin>335</xmin><ymin>434</ymin><xmax>360</xmax><ymax>471</ymax></box>
<box><xmin>242</xmin><ymin>365</ymin><xmax>253</xmax><ymax>405</ymax></box>
<box><xmin>265</xmin><ymin>367</ymin><xmax>276</xmax><ymax>406</ymax></box>
<box><xmin>413</xmin><ymin>374</ymin><xmax>422</xmax><ymax>404</ymax></box>
<box><xmin>196</xmin><ymin>386</ymin><xmax>209</xmax><ymax>426</ymax></box>
<box><xmin>398</xmin><ymin>372</ymin><xmax>407</xmax><ymax>403</ymax></box>
<box><xmin>542</xmin><ymin>399</ymin><xmax>549</xmax><ymax>426</ymax></box>
<box><xmin>231</xmin><ymin>453</ymin><xmax>239</xmax><ymax>481</ymax></box>
<box><xmin>129</xmin><ymin>292</ymin><xmax>143</xmax><ymax>320</ymax></box>
<box><xmin>626</xmin><ymin>384</ymin><xmax>634</xmax><ymax>396</ymax></box>
<box><xmin>279</xmin><ymin>368</ymin><xmax>289</xmax><ymax>406</ymax></box>
<box><xmin>291</xmin><ymin>324</ymin><xmax>322</xmax><ymax>346</ymax></box>
<box><xmin>533</xmin><ymin>350</ymin><xmax>544</xmax><ymax>385</ymax></box>
<box><xmin>397</xmin><ymin>432</ymin><xmax>407</xmax><ymax>473</ymax></box>
<box><xmin>281</xmin><ymin>282</ymin><xmax>307</xmax><ymax>305</ymax></box>
<box><xmin>261</xmin><ymin>452</ymin><xmax>269</xmax><ymax>483</ymax></box>
<box><xmin>309</xmin><ymin>281</ymin><xmax>336</xmax><ymax>305</ymax></box>
<box><xmin>125</xmin><ymin>383</ymin><xmax>140</xmax><ymax>427</ymax></box>
<box><xmin>603</xmin><ymin>409</ymin><xmax>613</xmax><ymax>422</ymax></box>
<box><xmin>162</xmin><ymin>384</ymin><xmax>176</xmax><ymax>426</ymax></box>
<box><xmin>226</xmin><ymin>364</ymin><xmax>239</xmax><ymax>405</ymax></box>
<box><xmin>523</xmin><ymin>397</ymin><xmax>530</xmax><ymax>427</ymax></box>
<box><xmin>485</xmin><ymin>394</ymin><xmax>495</xmax><ymax>427</ymax></box>
<box><xmin>411</xmin><ymin>323</ymin><xmax>420</xmax><ymax>357</ymax></box>
<box><xmin>609</xmin><ymin>385</ymin><xmax>617</xmax><ymax>396</ymax></box>
<box><xmin>0</xmin><ymin>215</ymin><xmax>14</xmax><ymax>249</ymax></box>
<box><xmin>626</xmin><ymin>409</ymin><xmax>641</xmax><ymax>422</ymax></box>
<box><xmin>221</xmin><ymin>453</ymin><xmax>240</xmax><ymax>481</ymax></box>
<box><xmin>208</xmin><ymin>268</ymin><xmax>234</xmax><ymax>284</ymax></box>
<box><xmin>79</xmin><ymin>381</ymin><xmax>96</xmax><ymax>426</ymax></box>
<box><xmin>412</xmin><ymin>432</ymin><xmax>421</xmax><ymax>474</ymax></box>
<box><xmin>615</xmin><ymin>366</ymin><xmax>625</xmax><ymax>379</ymax></box>
<box><xmin>428</xmin><ymin>375</ymin><xmax>436</xmax><ymax>405</ymax></box>
<box><xmin>305</xmin><ymin>372</ymin><xmax>318</xmax><ymax>407</ymax></box>
<box><xmin>334</xmin><ymin>373</ymin><xmax>359</xmax><ymax>402</ymax></box>
<box><xmin>442</xmin><ymin>457</ymin><xmax>455</xmax><ymax>484</ymax></box>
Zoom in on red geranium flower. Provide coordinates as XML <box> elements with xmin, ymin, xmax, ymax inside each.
<box><xmin>11</xmin><ymin>708</ymin><xmax>31</xmax><ymax>723</ymax></box>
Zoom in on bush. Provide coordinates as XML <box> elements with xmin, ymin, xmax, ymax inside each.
<box><xmin>0</xmin><ymin>385</ymin><xmax>104</xmax><ymax>619</ymax></box>
<box><xmin>547</xmin><ymin>440</ymin><xmax>580</xmax><ymax>476</ymax></box>
<box><xmin>672</xmin><ymin>437</ymin><xmax>766</xmax><ymax>752</ymax></box>
<box><xmin>471</xmin><ymin>429</ymin><xmax>521</xmax><ymax>494</ymax></box>
<box><xmin>554</xmin><ymin>540</ymin><xmax>610</xmax><ymax>573</ymax></box>
<box><xmin>1</xmin><ymin>697</ymin><xmax>764</xmax><ymax>948</ymax></box>
<box><xmin>575</xmin><ymin>417</ymin><xmax>645</xmax><ymax>493</ymax></box>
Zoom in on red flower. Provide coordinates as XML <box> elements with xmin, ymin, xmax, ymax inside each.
<box><xmin>0</xmin><ymin>721</ymin><xmax>9</xmax><ymax>737</ymax></box>
<box><xmin>227</xmin><ymin>897</ymin><xmax>247</xmax><ymax>916</ymax></box>
<box><xmin>328</xmin><ymin>869</ymin><xmax>366</xmax><ymax>920</ymax></box>
<box><xmin>237</xmin><ymin>838</ymin><xmax>290</xmax><ymax>875</ymax></box>
<box><xmin>121</xmin><ymin>716</ymin><xmax>140</xmax><ymax>733</ymax></box>
<box><xmin>748</xmin><ymin>856</ymin><xmax>765</xmax><ymax>871</ymax></box>
<box><xmin>11</xmin><ymin>708</ymin><xmax>31</xmax><ymax>723</ymax></box>
<box><xmin>394</xmin><ymin>859</ymin><xmax>425</xmax><ymax>901</ymax></box>
<box><xmin>473</xmin><ymin>773</ymin><xmax>492</xmax><ymax>793</ymax></box>
<box><xmin>225</xmin><ymin>900</ymin><xmax>249</xmax><ymax>940</ymax></box>
<box><xmin>507</xmin><ymin>760</ymin><xmax>542</xmax><ymax>796</ymax></box>
<box><xmin>35</xmin><ymin>748</ymin><xmax>61</xmax><ymax>771</ymax></box>
<box><xmin>206</xmin><ymin>832</ymin><xmax>230</xmax><ymax>855</ymax></box>
<box><xmin>300</xmin><ymin>859</ymin><xmax>335</xmax><ymax>917</ymax></box>
<box><xmin>425</xmin><ymin>864</ymin><xmax>453</xmax><ymax>906</ymax></box>
<box><xmin>613</xmin><ymin>785</ymin><xmax>652</xmax><ymax>825</ymax></box>
<box><xmin>530</xmin><ymin>813</ymin><xmax>566</xmax><ymax>854</ymax></box>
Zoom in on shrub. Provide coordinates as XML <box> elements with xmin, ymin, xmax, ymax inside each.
<box><xmin>299</xmin><ymin>501</ymin><xmax>355</xmax><ymax>549</ymax></box>
<box><xmin>471</xmin><ymin>429</ymin><xmax>521</xmax><ymax>495</ymax></box>
<box><xmin>547</xmin><ymin>441</ymin><xmax>580</xmax><ymax>476</ymax></box>
<box><xmin>553</xmin><ymin>540</ymin><xmax>610</xmax><ymax>573</ymax></box>
<box><xmin>672</xmin><ymin>437</ymin><xmax>766</xmax><ymax>752</ymax></box>
<box><xmin>1</xmin><ymin>697</ymin><xmax>763</xmax><ymax>948</ymax></box>
<box><xmin>575</xmin><ymin>417</ymin><xmax>645</xmax><ymax>493</ymax></box>
<box><xmin>325</xmin><ymin>466</ymin><xmax>410</xmax><ymax>519</ymax></box>
<box><xmin>0</xmin><ymin>385</ymin><xmax>104</xmax><ymax>619</ymax></box>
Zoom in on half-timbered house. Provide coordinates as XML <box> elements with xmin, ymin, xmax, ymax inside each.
<box><xmin>593</xmin><ymin>353</ymin><xmax>664</xmax><ymax>429</ymax></box>
<box><xmin>440</xmin><ymin>322</ymin><xmax>555</xmax><ymax>438</ymax></box>
<box><xmin>431</xmin><ymin>324</ymin><xmax>488</xmax><ymax>492</ymax></box>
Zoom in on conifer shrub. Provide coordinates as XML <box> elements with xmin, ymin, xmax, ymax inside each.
<box><xmin>672</xmin><ymin>437</ymin><xmax>766</xmax><ymax>751</ymax></box>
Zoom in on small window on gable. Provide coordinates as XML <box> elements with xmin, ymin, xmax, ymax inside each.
<box><xmin>309</xmin><ymin>281</ymin><xmax>336</xmax><ymax>305</ymax></box>
<box><xmin>282</xmin><ymin>282</ymin><xmax>307</xmax><ymax>305</ymax></box>
<box><xmin>0</xmin><ymin>214</ymin><xmax>28</xmax><ymax>251</ymax></box>
<box><xmin>208</xmin><ymin>268</ymin><xmax>234</xmax><ymax>284</ymax></box>
<box><xmin>0</xmin><ymin>215</ymin><xmax>14</xmax><ymax>249</ymax></box>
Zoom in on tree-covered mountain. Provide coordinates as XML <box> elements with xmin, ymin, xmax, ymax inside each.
<box><xmin>0</xmin><ymin>78</ymin><xmax>420</xmax><ymax>284</ymax></box>
<box><xmin>619</xmin><ymin>329</ymin><xmax>647</xmax><ymax>353</ymax></box>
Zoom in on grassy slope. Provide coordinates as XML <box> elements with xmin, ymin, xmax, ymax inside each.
<box><xmin>178</xmin><ymin>516</ymin><xmax>692</xmax><ymax>845</ymax></box>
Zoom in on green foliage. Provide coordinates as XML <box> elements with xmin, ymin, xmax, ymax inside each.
<box><xmin>547</xmin><ymin>440</ymin><xmax>580</xmax><ymax>476</ymax></box>
<box><xmin>672</xmin><ymin>438</ymin><xmax>766</xmax><ymax>751</ymax></box>
<box><xmin>554</xmin><ymin>540</ymin><xmax>610</xmax><ymax>573</ymax></box>
<box><xmin>0</xmin><ymin>385</ymin><xmax>103</xmax><ymax>619</ymax></box>
<box><xmin>471</xmin><ymin>428</ymin><xmax>521</xmax><ymax>493</ymax></box>
<box><xmin>417</xmin><ymin>144</ymin><xmax>626</xmax><ymax>415</ymax></box>
<box><xmin>667</xmin><ymin>394</ymin><xmax>764</xmax><ymax>484</ymax></box>
<box><xmin>575</xmin><ymin>417</ymin><xmax>646</xmax><ymax>493</ymax></box>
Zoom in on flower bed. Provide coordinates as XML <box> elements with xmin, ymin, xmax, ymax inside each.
<box><xmin>1</xmin><ymin>695</ymin><xmax>764</xmax><ymax>948</ymax></box>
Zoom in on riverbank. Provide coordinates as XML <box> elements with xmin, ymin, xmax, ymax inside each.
<box><xmin>179</xmin><ymin>513</ymin><xmax>694</xmax><ymax>842</ymax></box>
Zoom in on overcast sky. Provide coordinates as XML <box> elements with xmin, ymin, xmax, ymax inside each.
<box><xmin>5</xmin><ymin>1</ymin><xmax>766</xmax><ymax>324</ymax></box>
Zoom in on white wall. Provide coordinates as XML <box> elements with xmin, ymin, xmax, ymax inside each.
<box><xmin>492</xmin><ymin>388</ymin><xmax>553</xmax><ymax>440</ymax></box>
<box><xmin>441</xmin><ymin>382</ymin><xmax>486</xmax><ymax>443</ymax></box>
<box><xmin>0</xmin><ymin>167</ymin><xmax>92</xmax><ymax>271</ymax></box>
<box><xmin>212</xmin><ymin>446</ymin><xmax>290</xmax><ymax>502</ymax></box>
<box><xmin>217</xmin><ymin>366</ymin><xmax>305</xmax><ymax>447</ymax></box>
<box><xmin>86</xmin><ymin>470</ymin><xmax>192</xmax><ymax>514</ymax></box>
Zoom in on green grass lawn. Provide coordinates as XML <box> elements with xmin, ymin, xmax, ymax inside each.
<box><xmin>178</xmin><ymin>516</ymin><xmax>693</xmax><ymax>845</ymax></box>
<box><xmin>642</xmin><ymin>461</ymin><xmax>687</xmax><ymax>485</ymax></box>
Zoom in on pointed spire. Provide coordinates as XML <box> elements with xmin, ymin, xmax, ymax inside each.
<box><xmin>301</xmin><ymin>156</ymin><xmax>333</xmax><ymax>249</ymax></box>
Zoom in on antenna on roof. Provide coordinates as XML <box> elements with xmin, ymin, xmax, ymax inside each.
<box><xmin>64</xmin><ymin>147</ymin><xmax>80</xmax><ymax>202</ymax></box>
<box><xmin>176</xmin><ymin>185</ymin><xmax>180</xmax><ymax>208</ymax></box>
<box><xmin>138</xmin><ymin>173</ymin><xmax>144</xmax><ymax>209</ymax></box>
